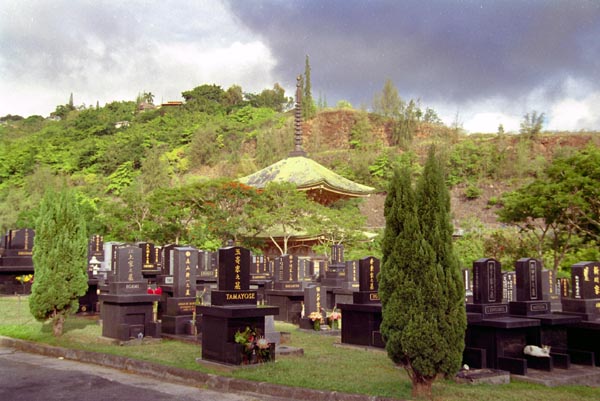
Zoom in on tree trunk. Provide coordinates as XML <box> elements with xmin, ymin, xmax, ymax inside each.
<box><xmin>411</xmin><ymin>379</ymin><xmax>432</xmax><ymax>399</ymax></box>
<box><xmin>53</xmin><ymin>314</ymin><xmax>65</xmax><ymax>337</ymax></box>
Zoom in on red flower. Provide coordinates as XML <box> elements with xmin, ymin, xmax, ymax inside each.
<box><xmin>155</xmin><ymin>287</ymin><xmax>163</xmax><ymax>295</ymax></box>
<box><xmin>147</xmin><ymin>287</ymin><xmax>154</xmax><ymax>294</ymax></box>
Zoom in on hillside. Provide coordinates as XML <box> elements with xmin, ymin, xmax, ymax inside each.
<box><xmin>1</xmin><ymin>98</ymin><xmax>599</xmax><ymax>251</ymax></box>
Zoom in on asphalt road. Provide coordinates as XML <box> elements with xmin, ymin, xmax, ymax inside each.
<box><xmin>0</xmin><ymin>347</ymin><xmax>288</xmax><ymax>401</ymax></box>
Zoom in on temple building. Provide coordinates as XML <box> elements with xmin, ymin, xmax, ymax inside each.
<box><xmin>239</xmin><ymin>76</ymin><xmax>374</xmax><ymax>256</ymax></box>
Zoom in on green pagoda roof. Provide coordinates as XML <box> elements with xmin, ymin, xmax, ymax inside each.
<box><xmin>238</xmin><ymin>155</ymin><xmax>375</xmax><ymax>198</ymax></box>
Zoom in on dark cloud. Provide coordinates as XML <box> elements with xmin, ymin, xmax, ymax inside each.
<box><xmin>226</xmin><ymin>0</ymin><xmax>600</xmax><ymax>108</ymax></box>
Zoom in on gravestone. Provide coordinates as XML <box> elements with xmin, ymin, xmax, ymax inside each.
<box><xmin>88</xmin><ymin>235</ymin><xmax>105</xmax><ymax>262</ymax></box>
<box><xmin>0</xmin><ymin>228</ymin><xmax>35</xmax><ymax>294</ymax></box>
<box><xmin>541</xmin><ymin>269</ymin><xmax>561</xmax><ymax>311</ymax></box>
<box><xmin>99</xmin><ymin>245</ymin><xmax>161</xmax><ymax>341</ymax></box>
<box><xmin>463</xmin><ymin>268</ymin><xmax>473</xmax><ymax>303</ymax></box>
<box><xmin>338</xmin><ymin>256</ymin><xmax>384</xmax><ymax>348</ymax></box>
<box><xmin>79</xmin><ymin>235</ymin><xmax>106</xmax><ymax>313</ymax></box>
<box><xmin>464</xmin><ymin>258</ymin><xmax>542</xmax><ymax>375</ymax></box>
<box><xmin>272</xmin><ymin>254</ymin><xmax>302</xmax><ymax>290</ymax></box>
<box><xmin>509</xmin><ymin>258</ymin><xmax>551</xmax><ymax>316</ymax></box>
<box><xmin>466</xmin><ymin>258</ymin><xmax>509</xmax><ymax>317</ymax></box>
<box><xmin>561</xmin><ymin>261</ymin><xmax>600</xmax><ymax>366</ymax></box>
<box><xmin>250</xmin><ymin>253</ymin><xmax>272</xmax><ymax>303</ymax></box>
<box><xmin>160</xmin><ymin>247</ymin><xmax>199</xmax><ymax>335</ymax></box>
<box><xmin>138</xmin><ymin>242</ymin><xmax>161</xmax><ymax>281</ymax></box>
<box><xmin>502</xmin><ymin>272</ymin><xmax>516</xmax><ymax>303</ymax></box>
<box><xmin>265</xmin><ymin>254</ymin><xmax>305</xmax><ymax>323</ymax></box>
<box><xmin>197</xmin><ymin>250</ymin><xmax>218</xmax><ymax>282</ymax></box>
<box><xmin>298</xmin><ymin>284</ymin><xmax>324</xmax><ymax>330</ymax></box>
<box><xmin>198</xmin><ymin>246</ymin><xmax>278</xmax><ymax>365</ymax></box>
<box><xmin>562</xmin><ymin>261</ymin><xmax>600</xmax><ymax>320</ymax></box>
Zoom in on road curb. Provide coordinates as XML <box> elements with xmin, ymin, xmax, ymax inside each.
<box><xmin>0</xmin><ymin>336</ymin><xmax>401</xmax><ymax>401</ymax></box>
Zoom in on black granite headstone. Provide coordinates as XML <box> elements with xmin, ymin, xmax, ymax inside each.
<box><xmin>8</xmin><ymin>228</ymin><xmax>34</xmax><ymax>251</ymax></box>
<box><xmin>88</xmin><ymin>235</ymin><xmax>104</xmax><ymax>261</ymax></box>
<box><xmin>211</xmin><ymin>246</ymin><xmax>256</xmax><ymax>306</ymax></box>
<box><xmin>515</xmin><ymin>258</ymin><xmax>543</xmax><ymax>301</ymax></box>
<box><xmin>172</xmin><ymin>247</ymin><xmax>198</xmax><ymax>298</ymax></box>
<box><xmin>472</xmin><ymin>258</ymin><xmax>503</xmax><ymax>304</ymax></box>
<box><xmin>138</xmin><ymin>242</ymin><xmax>156</xmax><ymax>271</ymax></box>
<box><xmin>353</xmin><ymin>256</ymin><xmax>380</xmax><ymax>304</ymax></box>
<box><xmin>331</xmin><ymin>244</ymin><xmax>344</xmax><ymax>264</ymax></box>
<box><xmin>303</xmin><ymin>285</ymin><xmax>322</xmax><ymax>315</ymax></box>
<box><xmin>571</xmin><ymin>261</ymin><xmax>600</xmax><ymax>300</ymax></box>
<box><xmin>510</xmin><ymin>258</ymin><xmax>550</xmax><ymax>316</ymax></box>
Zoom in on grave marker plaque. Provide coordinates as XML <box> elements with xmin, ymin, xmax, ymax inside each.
<box><xmin>502</xmin><ymin>272</ymin><xmax>516</xmax><ymax>302</ymax></box>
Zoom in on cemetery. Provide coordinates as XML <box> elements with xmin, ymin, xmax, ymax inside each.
<box><xmin>2</xmin><ymin>75</ymin><xmax>600</xmax><ymax>401</ymax></box>
<box><xmin>4</xmin><ymin>229</ymin><xmax>600</xmax><ymax>381</ymax></box>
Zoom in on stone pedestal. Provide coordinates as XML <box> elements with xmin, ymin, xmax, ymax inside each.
<box><xmin>464</xmin><ymin>316</ymin><xmax>541</xmax><ymax>375</ymax></box>
<box><xmin>199</xmin><ymin>305</ymin><xmax>278</xmax><ymax>365</ymax></box>
<box><xmin>99</xmin><ymin>293</ymin><xmax>161</xmax><ymax>341</ymax></box>
<box><xmin>338</xmin><ymin>303</ymin><xmax>383</xmax><ymax>348</ymax></box>
<box><xmin>265</xmin><ymin>289</ymin><xmax>304</xmax><ymax>323</ymax></box>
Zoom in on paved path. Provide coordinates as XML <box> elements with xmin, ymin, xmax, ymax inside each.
<box><xmin>0</xmin><ymin>347</ymin><xmax>290</xmax><ymax>401</ymax></box>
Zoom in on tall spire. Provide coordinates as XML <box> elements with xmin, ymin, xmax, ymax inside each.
<box><xmin>289</xmin><ymin>75</ymin><xmax>307</xmax><ymax>157</ymax></box>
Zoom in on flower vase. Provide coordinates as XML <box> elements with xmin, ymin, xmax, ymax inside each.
<box><xmin>332</xmin><ymin>320</ymin><xmax>339</xmax><ymax>330</ymax></box>
<box><xmin>314</xmin><ymin>320</ymin><xmax>321</xmax><ymax>331</ymax></box>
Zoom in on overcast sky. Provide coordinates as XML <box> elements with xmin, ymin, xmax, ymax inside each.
<box><xmin>1</xmin><ymin>0</ymin><xmax>599</xmax><ymax>133</ymax></box>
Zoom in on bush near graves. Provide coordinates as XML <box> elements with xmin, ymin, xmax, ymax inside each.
<box><xmin>29</xmin><ymin>188</ymin><xmax>88</xmax><ymax>336</ymax></box>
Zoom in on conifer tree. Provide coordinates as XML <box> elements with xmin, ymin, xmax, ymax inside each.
<box><xmin>379</xmin><ymin>149</ymin><xmax>466</xmax><ymax>397</ymax></box>
<box><xmin>379</xmin><ymin>167</ymin><xmax>444</xmax><ymax>398</ymax></box>
<box><xmin>303</xmin><ymin>55</ymin><xmax>316</xmax><ymax>119</ymax></box>
<box><xmin>416</xmin><ymin>147</ymin><xmax>466</xmax><ymax>378</ymax></box>
<box><xmin>29</xmin><ymin>188</ymin><xmax>88</xmax><ymax>337</ymax></box>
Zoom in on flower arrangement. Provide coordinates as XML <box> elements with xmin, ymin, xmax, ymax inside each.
<box><xmin>308</xmin><ymin>311</ymin><xmax>323</xmax><ymax>331</ymax></box>
<box><xmin>234</xmin><ymin>326</ymin><xmax>271</xmax><ymax>363</ymax></box>
<box><xmin>328</xmin><ymin>309</ymin><xmax>341</xmax><ymax>330</ymax></box>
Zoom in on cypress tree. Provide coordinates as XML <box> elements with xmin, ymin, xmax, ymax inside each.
<box><xmin>303</xmin><ymin>55</ymin><xmax>316</xmax><ymax>119</ymax></box>
<box><xmin>416</xmin><ymin>147</ymin><xmax>466</xmax><ymax>378</ymax></box>
<box><xmin>379</xmin><ymin>167</ymin><xmax>445</xmax><ymax>398</ymax></box>
<box><xmin>29</xmin><ymin>188</ymin><xmax>88</xmax><ymax>337</ymax></box>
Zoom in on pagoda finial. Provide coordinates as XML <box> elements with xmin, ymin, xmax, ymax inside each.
<box><xmin>289</xmin><ymin>75</ymin><xmax>307</xmax><ymax>157</ymax></box>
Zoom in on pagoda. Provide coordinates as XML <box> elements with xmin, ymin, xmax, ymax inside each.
<box><xmin>239</xmin><ymin>76</ymin><xmax>374</xmax><ymax>205</ymax></box>
<box><xmin>239</xmin><ymin>76</ymin><xmax>374</xmax><ymax>256</ymax></box>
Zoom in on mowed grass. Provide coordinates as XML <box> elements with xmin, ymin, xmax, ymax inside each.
<box><xmin>1</xmin><ymin>295</ymin><xmax>599</xmax><ymax>400</ymax></box>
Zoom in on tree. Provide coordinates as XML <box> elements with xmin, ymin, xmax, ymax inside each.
<box><xmin>373</xmin><ymin>79</ymin><xmax>402</xmax><ymax>118</ymax></box>
<box><xmin>416</xmin><ymin>147</ymin><xmax>466</xmax><ymax>379</ymax></box>
<box><xmin>379</xmin><ymin>166</ymin><xmax>441</xmax><ymax>398</ymax></box>
<box><xmin>303</xmin><ymin>55</ymin><xmax>316</xmax><ymax>119</ymax></box>
<box><xmin>497</xmin><ymin>146</ymin><xmax>600</xmax><ymax>272</ymax></box>
<box><xmin>29</xmin><ymin>188</ymin><xmax>88</xmax><ymax>336</ymax></box>
<box><xmin>379</xmin><ymin>148</ymin><xmax>466</xmax><ymax>398</ymax></box>
<box><xmin>519</xmin><ymin>111</ymin><xmax>544</xmax><ymax>139</ymax></box>
<box><xmin>248</xmin><ymin>182</ymin><xmax>319</xmax><ymax>255</ymax></box>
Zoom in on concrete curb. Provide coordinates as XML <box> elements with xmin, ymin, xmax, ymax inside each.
<box><xmin>0</xmin><ymin>336</ymin><xmax>402</xmax><ymax>401</ymax></box>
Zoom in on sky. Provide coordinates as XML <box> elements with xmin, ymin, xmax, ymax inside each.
<box><xmin>1</xmin><ymin>0</ymin><xmax>599</xmax><ymax>133</ymax></box>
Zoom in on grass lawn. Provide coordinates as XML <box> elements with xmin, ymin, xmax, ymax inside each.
<box><xmin>1</xmin><ymin>295</ymin><xmax>599</xmax><ymax>400</ymax></box>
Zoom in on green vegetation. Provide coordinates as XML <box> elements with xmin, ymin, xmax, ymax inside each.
<box><xmin>1</xmin><ymin>81</ymin><xmax>599</xmax><ymax>266</ymax></box>
<box><xmin>29</xmin><ymin>188</ymin><xmax>88</xmax><ymax>336</ymax></box>
<box><xmin>1</xmin><ymin>296</ymin><xmax>599</xmax><ymax>400</ymax></box>
<box><xmin>379</xmin><ymin>149</ymin><xmax>466</xmax><ymax>398</ymax></box>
